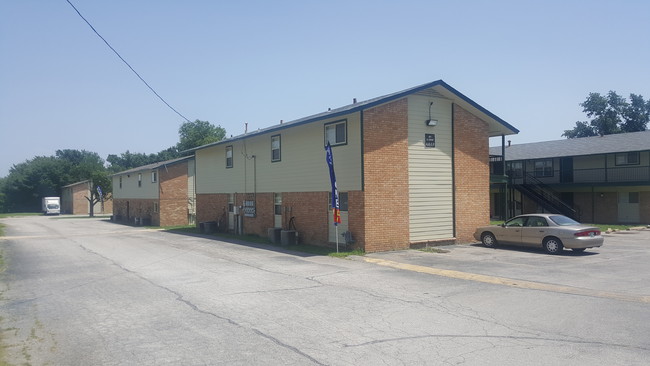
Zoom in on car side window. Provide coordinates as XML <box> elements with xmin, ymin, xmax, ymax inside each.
<box><xmin>526</xmin><ymin>217</ymin><xmax>548</xmax><ymax>227</ymax></box>
<box><xmin>506</xmin><ymin>217</ymin><xmax>526</xmax><ymax>227</ymax></box>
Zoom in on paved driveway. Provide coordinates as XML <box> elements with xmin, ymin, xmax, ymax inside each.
<box><xmin>1</xmin><ymin>216</ymin><xmax>649</xmax><ymax>365</ymax></box>
<box><xmin>360</xmin><ymin>228</ymin><xmax>650</xmax><ymax>300</ymax></box>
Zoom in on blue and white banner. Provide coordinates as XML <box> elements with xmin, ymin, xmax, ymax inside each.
<box><xmin>325</xmin><ymin>142</ymin><xmax>341</xmax><ymax>225</ymax></box>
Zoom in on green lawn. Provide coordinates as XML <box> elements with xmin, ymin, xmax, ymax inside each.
<box><xmin>0</xmin><ymin>212</ymin><xmax>41</xmax><ymax>219</ymax></box>
<box><xmin>165</xmin><ymin>226</ymin><xmax>364</xmax><ymax>257</ymax></box>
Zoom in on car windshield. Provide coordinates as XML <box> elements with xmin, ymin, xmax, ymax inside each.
<box><xmin>549</xmin><ymin>215</ymin><xmax>580</xmax><ymax>226</ymax></box>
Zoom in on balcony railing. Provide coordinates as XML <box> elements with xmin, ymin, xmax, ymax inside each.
<box><xmin>506</xmin><ymin>165</ymin><xmax>650</xmax><ymax>185</ymax></box>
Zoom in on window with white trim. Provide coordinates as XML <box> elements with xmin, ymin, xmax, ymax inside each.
<box><xmin>325</xmin><ymin>120</ymin><xmax>347</xmax><ymax>146</ymax></box>
<box><xmin>271</xmin><ymin>135</ymin><xmax>281</xmax><ymax>162</ymax></box>
<box><xmin>151</xmin><ymin>171</ymin><xmax>157</xmax><ymax>183</ymax></box>
<box><xmin>138</xmin><ymin>173</ymin><xmax>142</xmax><ymax>187</ymax></box>
<box><xmin>226</xmin><ymin>146</ymin><xmax>233</xmax><ymax>168</ymax></box>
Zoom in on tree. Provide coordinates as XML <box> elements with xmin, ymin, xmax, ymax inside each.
<box><xmin>563</xmin><ymin>91</ymin><xmax>649</xmax><ymax>138</ymax></box>
<box><xmin>177</xmin><ymin>119</ymin><xmax>226</xmax><ymax>152</ymax></box>
<box><xmin>85</xmin><ymin>171</ymin><xmax>112</xmax><ymax>217</ymax></box>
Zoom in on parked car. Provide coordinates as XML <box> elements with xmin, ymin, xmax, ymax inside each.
<box><xmin>473</xmin><ymin>214</ymin><xmax>604</xmax><ymax>254</ymax></box>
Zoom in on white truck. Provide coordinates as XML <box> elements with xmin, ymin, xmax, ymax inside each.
<box><xmin>42</xmin><ymin>196</ymin><xmax>61</xmax><ymax>215</ymax></box>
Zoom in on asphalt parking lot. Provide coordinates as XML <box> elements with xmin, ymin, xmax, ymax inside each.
<box><xmin>359</xmin><ymin>228</ymin><xmax>650</xmax><ymax>303</ymax></box>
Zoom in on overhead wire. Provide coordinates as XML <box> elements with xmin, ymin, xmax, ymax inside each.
<box><xmin>65</xmin><ymin>0</ymin><xmax>191</xmax><ymax>123</ymax></box>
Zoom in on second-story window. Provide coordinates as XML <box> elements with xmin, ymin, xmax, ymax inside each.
<box><xmin>534</xmin><ymin>159</ymin><xmax>553</xmax><ymax>177</ymax></box>
<box><xmin>119</xmin><ymin>176</ymin><xmax>123</xmax><ymax>189</ymax></box>
<box><xmin>151</xmin><ymin>171</ymin><xmax>157</xmax><ymax>183</ymax></box>
<box><xmin>138</xmin><ymin>173</ymin><xmax>142</xmax><ymax>187</ymax></box>
<box><xmin>226</xmin><ymin>146</ymin><xmax>233</xmax><ymax>168</ymax></box>
<box><xmin>615</xmin><ymin>152</ymin><xmax>640</xmax><ymax>166</ymax></box>
<box><xmin>325</xmin><ymin>120</ymin><xmax>347</xmax><ymax>146</ymax></box>
<box><xmin>271</xmin><ymin>135</ymin><xmax>281</xmax><ymax>162</ymax></box>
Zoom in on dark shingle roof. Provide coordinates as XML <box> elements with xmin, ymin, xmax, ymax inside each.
<box><xmin>189</xmin><ymin>80</ymin><xmax>519</xmax><ymax>152</ymax></box>
<box><xmin>490</xmin><ymin>130</ymin><xmax>650</xmax><ymax>161</ymax></box>
<box><xmin>112</xmin><ymin>156</ymin><xmax>194</xmax><ymax>176</ymax></box>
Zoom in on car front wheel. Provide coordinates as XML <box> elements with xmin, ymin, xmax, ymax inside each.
<box><xmin>543</xmin><ymin>237</ymin><xmax>563</xmax><ymax>254</ymax></box>
<box><xmin>481</xmin><ymin>232</ymin><xmax>497</xmax><ymax>248</ymax></box>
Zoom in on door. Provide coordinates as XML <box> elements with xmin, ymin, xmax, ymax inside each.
<box><xmin>228</xmin><ymin>194</ymin><xmax>235</xmax><ymax>231</ymax></box>
<box><xmin>499</xmin><ymin>216</ymin><xmax>526</xmax><ymax>244</ymax></box>
<box><xmin>560</xmin><ymin>157</ymin><xmax>573</xmax><ymax>183</ymax></box>
<box><xmin>521</xmin><ymin>216</ymin><xmax>548</xmax><ymax>246</ymax></box>
<box><xmin>618</xmin><ymin>192</ymin><xmax>640</xmax><ymax>223</ymax></box>
<box><xmin>274</xmin><ymin>193</ymin><xmax>283</xmax><ymax>228</ymax></box>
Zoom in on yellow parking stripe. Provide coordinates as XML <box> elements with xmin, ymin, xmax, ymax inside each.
<box><xmin>362</xmin><ymin>257</ymin><xmax>650</xmax><ymax>304</ymax></box>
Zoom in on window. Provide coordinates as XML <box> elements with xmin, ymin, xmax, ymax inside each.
<box><xmin>151</xmin><ymin>171</ymin><xmax>157</xmax><ymax>183</ymax></box>
<box><xmin>274</xmin><ymin>193</ymin><xmax>282</xmax><ymax>215</ymax></box>
<box><xmin>226</xmin><ymin>146</ymin><xmax>233</xmax><ymax>168</ymax></box>
<box><xmin>138</xmin><ymin>173</ymin><xmax>142</xmax><ymax>187</ymax></box>
<box><xmin>228</xmin><ymin>193</ymin><xmax>234</xmax><ymax>213</ymax></box>
<box><xmin>507</xmin><ymin>161</ymin><xmax>523</xmax><ymax>178</ymax></box>
<box><xmin>271</xmin><ymin>135</ymin><xmax>281</xmax><ymax>162</ymax></box>
<box><xmin>325</xmin><ymin>120</ymin><xmax>347</xmax><ymax>146</ymax></box>
<box><xmin>328</xmin><ymin>192</ymin><xmax>349</xmax><ymax>211</ymax></box>
<box><xmin>153</xmin><ymin>202</ymin><xmax>159</xmax><ymax>213</ymax></box>
<box><xmin>615</xmin><ymin>152</ymin><xmax>640</xmax><ymax>166</ymax></box>
<box><xmin>534</xmin><ymin>159</ymin><xmax>553</xmax><ymax>177</ymax></box>
<box><xmin>119</xmin><ymin>176</ymin><xmax>122</xmax><ymax>189</ymax></box>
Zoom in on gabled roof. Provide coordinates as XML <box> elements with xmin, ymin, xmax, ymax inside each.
<box><xmin>491</xmin><ymin>130</ymin><xmax>650</xmax><ymax>161</ymax></box>
<box><xmin>63</xmin><ymin>180</ymin><xmax>90</xmax><ymax>188</ymax></box>
<box><xmin>190</xmin><ymin>80</ymin><xmax>519</xmax><ymax>152</ymax></box>
<box><xmin>111</xmin><ymin>156</ymin><xmax>194</xmax><ymax>176</ymax></box>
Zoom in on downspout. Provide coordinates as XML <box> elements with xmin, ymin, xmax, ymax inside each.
<box><xmin>451</xmin><ymin>103</ymin><xmax>456</xmax><ymax>238</ymax></box>
<box><xmin>502</xmin><ymin>134</ymin><xmax>508</xmax><ymax>220</ymax></box>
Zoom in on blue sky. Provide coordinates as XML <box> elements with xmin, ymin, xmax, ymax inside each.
<box><xmin>1</xmin><ymin>0</ymin><xmax>649</xmax><ymax>177</ymax></box>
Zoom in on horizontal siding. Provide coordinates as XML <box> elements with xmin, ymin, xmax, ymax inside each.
<box><xmin>112</xmin><ymin>171</ymin><xmax>159</xmax><ymax>200</ymax></box>
<box><xmin>407</xmin><ymin>95</ymin><xmax>454</xmax><ymax>241</ymax></box>
<box><xmin>196</xmin><ymin>113</ymin><xmax>362</xmax><ymax>194</ymax></box>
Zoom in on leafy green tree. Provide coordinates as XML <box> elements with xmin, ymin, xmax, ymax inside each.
<box><xmin>2</xmin><ymin>156</ymin><xmax>69</xmax><ymax>212</ymax></box>
<box><xmin>86</xmin><ymin>171</ymin><xmax>112</xmax><ymax>217</ymax></box>
<box><xmin>177</xmin><ymin>119</ymin><xmax>226</xmax><ymax>152</ymax></box>
<box><xmin>563</xmin><ymin>91</ymin><xmax>649</xmax><ymax>138</ymax></box>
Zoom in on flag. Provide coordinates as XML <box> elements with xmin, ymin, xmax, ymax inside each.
<box><xmin>97</xmin><ymin>186</ymin><xmax>103</xmax><ymax>200</ymax></box>
<box><xmin>325</xmin><ymin>142</ymin><xmax>341</xmax><ymax>225</ymax></box>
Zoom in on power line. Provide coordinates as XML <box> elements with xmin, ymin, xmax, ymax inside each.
<box><xmin>65</xmin><ymin>0</ymin><xmax>191</xmax><ymax>123</ymax></box>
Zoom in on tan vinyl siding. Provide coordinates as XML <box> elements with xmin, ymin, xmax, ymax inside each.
<box><xmin>112</xmin><ymin>171</ymin><xmax>159</xmax><ymax>200</ymax></box>
<box><xmin>195</xmin><ymin>113</ymin><xmax>362</xmax><ymax>194</ymax></box>
<box><xmin>407</xmin><ymin>95</ymin><xmax>454</xmax><ymax>241</ymax></box>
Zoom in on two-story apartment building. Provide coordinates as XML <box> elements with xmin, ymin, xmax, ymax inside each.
<box><xmin>111</xmin><ymin>156</ymin><xmax>196</xmax><ymax>226</ymax></box>
<box><xmin>61</xmin><ymin>180</ymin><xmax>113</xmax><ymax>215</ymax></box>
<box><xmin>490</xmin><ymin>130</ymin><xmax>650</xmax><ymax>224</ymax></box>
<box><xmin>191</xmin><ymin>80</ymin><xmax>519</xmax><ymax>252</ymax></box>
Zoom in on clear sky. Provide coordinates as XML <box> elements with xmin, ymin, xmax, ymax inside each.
<box><xmin>1</xmin><ymin>0</ymin><xmax>649</xmax><ymax>177</ymax></box>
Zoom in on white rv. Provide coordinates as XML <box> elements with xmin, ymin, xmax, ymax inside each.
<box><xmin>42</xmin><ymin>196</ymin><xmax>61</xmax><ymax>215</ymax></box>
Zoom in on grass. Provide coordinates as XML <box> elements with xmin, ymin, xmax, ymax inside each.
<box><xmin>0</xmin><ymin>213</ymin><xmax>40</xmax><ymax>219</ymax></box>
<box><xmin>164</xmin><ymin>226</ymin><xmax>364</xmax><ymax>257</ymax></box>
<box><xmin>418</xmin><ymin>246</ymin><xmax>450</xmax><ymax>254</ymax></box>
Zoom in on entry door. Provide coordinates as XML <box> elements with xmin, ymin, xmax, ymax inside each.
<box><xmin>560</xmin><ymin>157</ymin><xmax>573</xmax><ymax>183</ymax></box>
<box><xmin>274</xmin><ymin>193</ymin><xmax>282</xmax><ymax>228</ymax></box>
<box><xmin>618</xmin><ymin>192</ymin><xmax>640</xmax><ymax>223</ymax></box>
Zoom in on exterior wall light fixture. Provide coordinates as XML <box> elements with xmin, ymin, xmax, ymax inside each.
<box><xmin>425</xmin><ymin>101</ymin><xmax>437</xmax><ymax>126</ymax></box>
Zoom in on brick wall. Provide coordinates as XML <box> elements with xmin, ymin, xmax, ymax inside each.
<box><xmin>159</xmin><ymin>162</ymin><xmax>189</xmax><ymax>226</ymax></box>
<box><xmin>282</xmin><ymin>192</ymin><xmax>329</xmax><ymax>246</ymax></box>
<box><xmin>196</xmin><ymin>193</ymin><xmax>229</xmax><ymax>226</ymax></box>
<box><xmin>453</xmin><ymin>104</ymin><xmax>490</xmax><ymax>243</ymax></box>
<box><xmin>112</xmin><ymin>198</ymin><xmax>156</xmax><ymax>225</ymax></box>
<box><xmin>362</xmin><ymin>98</ymin><xmax>410</xmax><ymax>252</ymax></box>
<box><xmin>641</xmin><ymin>191</ymin><xmax>650</xmax><ymax>224</ymax></box>
<box><xmin>71</xmin><ymin>184</ymin><xmax>88</xmax><ymax>214</ymax></box>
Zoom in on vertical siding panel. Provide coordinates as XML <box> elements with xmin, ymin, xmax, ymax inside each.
<box><xmin>407</xmin><ymin>95</ymin><xmax>454</xmax><ymax>241</ymax></box>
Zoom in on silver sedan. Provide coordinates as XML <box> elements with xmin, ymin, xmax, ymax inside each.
<box><xmin>473</xmin><ymin>214</ymin><xmax>604</xmax><ymax>254</ymax></box>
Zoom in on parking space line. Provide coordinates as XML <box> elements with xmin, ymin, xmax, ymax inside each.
<box><xmin>362</xmin><ymin>257</ymin><xmax>650</xmax><ymax>304</ymax></box>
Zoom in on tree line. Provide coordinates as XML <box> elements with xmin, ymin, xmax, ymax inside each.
<box><xmin>0</xmin><ymin>120</ymin><xmax>225</xmax><ymax>213</ymax></box>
